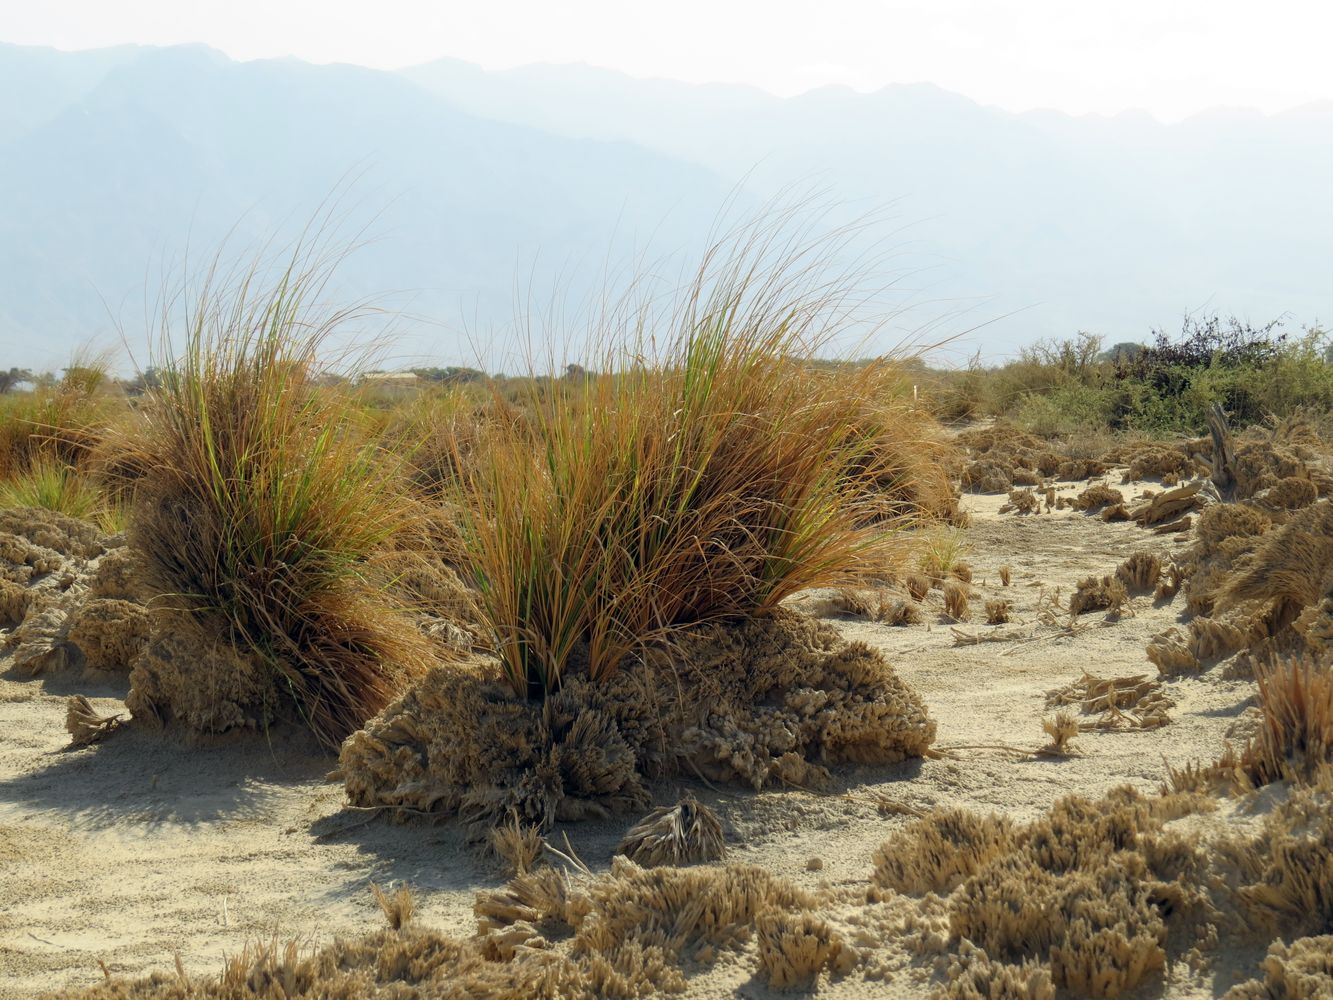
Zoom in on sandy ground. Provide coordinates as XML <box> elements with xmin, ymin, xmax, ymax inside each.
<box><xmin>0</xmin><ymin>481</ymin><xmax>1268</xmax><ymax>998</ymax></box>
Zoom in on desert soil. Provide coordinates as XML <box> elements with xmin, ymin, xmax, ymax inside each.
<box><xmin>0</xmin><ymin>481</ymin><xmax>1266</xmax><ymax>998</ymax></box>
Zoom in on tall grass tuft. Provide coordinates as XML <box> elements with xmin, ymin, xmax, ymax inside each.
<box><xmin>455</xmin><ymin>221</ymin><xmax>923</xmax><ymax>697</ymax></box>
<box><xmin>130</xmin><ymin>246</ymin><xmax>435</xmax><ymax>746</ymax></box>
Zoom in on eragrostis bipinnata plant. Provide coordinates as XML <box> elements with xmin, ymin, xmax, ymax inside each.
<box><xmin>123</xmin><ymin>238</ymin><xmax>437</xmax><ymax>747</ymax></box>
<box><xmin>340</xmin><ymin>212</ymin><xmax>937</xmax><ymax>835</ymax></box>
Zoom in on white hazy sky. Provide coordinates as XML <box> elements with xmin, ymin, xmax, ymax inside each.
<box><xmin>5</xmin><ymin>0</ymin><xmax>1331</xmax><ymax>120</ymax></box>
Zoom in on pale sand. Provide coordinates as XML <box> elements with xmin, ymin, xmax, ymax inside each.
<box><xmin>0</xmin><ymin>483</ymin><xmax>1265</xmax><ymax>998</ymax></box>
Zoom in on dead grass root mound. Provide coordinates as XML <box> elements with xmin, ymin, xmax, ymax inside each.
<box><xmin>340</xmin><ymin>609</ymin><xmax>936</xmax><ymax>837</ymax></box>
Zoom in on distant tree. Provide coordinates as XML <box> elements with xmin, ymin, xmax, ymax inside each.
<box><xmin>0</xmin><ymin>367</ymin><xmax>33</xmax><ymax>393</ymax></box>
<box><xmin>123</xmin><ymin>366</ymin><xmax>168</xmax><ymax>396</ymax></box>
<box><xmin>410</xmin><ymin>366</ymin><xmax>486</xmax><ymax>385</ymax></box>
<box><xmin>1100</xmin><ymin>342</ymin><xmax>1145</xmax><ymax>364</ymax></box>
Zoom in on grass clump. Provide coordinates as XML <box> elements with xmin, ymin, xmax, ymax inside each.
<box><xmin>0</xmin><ymin>458</ymin><xmax>123</xmax><ymax>532</ymax></box>
<box><xmin>128</xmin><ymin>246</ymin><xmax>436</xmax><ymax>746</ymax></box>
<box><xmin>454</xmin><ymin>223</ymin><xmax>919</xmax><ymax>698</ymax></box>
<box><xmin>0</xmin><ymin>355</ymin><xmax>122</xmax><ymax>480</ymax></box>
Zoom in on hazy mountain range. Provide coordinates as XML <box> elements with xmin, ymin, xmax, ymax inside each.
<box><xmin>2</xmin><ymin>41</ymin><xmax>1330</xmax><ymax>371</ymax></box>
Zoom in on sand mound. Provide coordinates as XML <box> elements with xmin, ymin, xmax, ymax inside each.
<box><xmin>341</xmin><ymin>610</ymin><xmax>936</xmax><ymax>836</ymax></box>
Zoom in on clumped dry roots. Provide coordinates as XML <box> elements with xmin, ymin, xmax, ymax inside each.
<box><xmin>60</xmin><ymin>859</ymin><xmax>845</xmax><ymax>999</ymax></box>
<box><xmin>1069</xmin><ymin>575</ymin><xmax>1128</xmax><ymax>617</ymax></box>
<box><xmin>49</xmin><ymin>771</ymin><xmax>1333</xmax><ymax>1000</ymax></box>
<box><xmin>341</xmin><ymin>610</ymin><xmax>936</xmax><ymax>838</ymax></box>
<box><xmin>1046</xmin><ymin>673</ymin><xmax>1173</xmax><ymax>730</ymax></box>
<box><xmin>998</xmin><ymin>489</ymin><xmax>1039</xmax><ymax>515</ymax></box>
<box><xmin>875</xmin><ymin>775</ymin><xmax>1333</xmax><ymax>999</ymax></box>
<box><xmin>1225</xmin><ymin>936</ymin><xmax>1333</xmax><ymax>998</ymax></box>
<box><xmin>1122</xmin><ymin>444</ymin><xmax>1201</xmax><ymax>484</ymax></box>
<box><xmin>1148</xmin><ymin>498</ymin><xmax>1333</xmax><ymax>674</ymax></box>
<box><xmin>1072</xmin><ymin>484</ymin><xmax>1123</xmax><ymax>513</ymax></box>
<box><xmin>956</xmin><ymin>426</ymin><xmax>1064</xmax><ymax>495</ymax></box>
<box><xmin>616</xmin><ymin>797</ymin><xmax>726</xmax><ymax>868</ymax></box>
<box><xmin>126</xmin><ymin>622</ymin><xmax>281</xmax><ymax>735</ymax></box>
<box><xmin>65</xmin><ymin>695</ymin><xmax>126</xmax><ymax>747</ymax></box>
<box><xmin>1115</xmin><ymin>551</ymin><xmax>1161</xmax><ymax>594</ymax></box>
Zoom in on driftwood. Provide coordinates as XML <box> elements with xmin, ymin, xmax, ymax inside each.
<box><xmin>1208</xmin><ymin>403</ymin><xmax>1237</xmax><ymax>498</ymax></box>
<box><xmin>1131</xmin><ymin>481</ymin><xmax>1206</xmax><ymax>527</ymax></box>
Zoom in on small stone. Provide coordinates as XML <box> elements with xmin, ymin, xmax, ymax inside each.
<box><xmin>806</xmin><ymin>856</ymin><xmax>823</xmax><ymax>871</ymax></box>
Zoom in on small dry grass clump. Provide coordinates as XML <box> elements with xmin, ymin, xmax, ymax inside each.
<box><xmin>943</xmin><ymin>581</ymin><xmax>971</xmax><ymax>621</ymax></box>
<box><xmin>755</xmin><ymin>911</ymin><xmax>848</xmax><ymax>990</ymax></box>
<box><xmin>1069</xmin><ymin>575</ymin><xmax>1128</xmax><ymax>617</ymax></box>
<box><xmin>961</xmin><ymin>458</ymin><xmax>1014</xmax><ymax>494</ymax></box>
<box><xmin>871</xmin><ymin>809</ymin><xmax>1015</xmax><ymax>896</ymax></box>
<box><xmin>1238</xmin><ymin>656</ymin><xmax>1333</xmax><ymax>787</ymax></box>
<box><xmin>985</xmin><ymin>598</ymin><xmax>1012</xmax><ymax>625</ymax></box>
<box><xmin>616</xmin><ymin>797</ymin><xmax>726</xmax><ymax>868</ymax></box>
<box><xmin>124</xmin><ymin>250</ymin><xmax>437</xmax><ymax>746</ymax></box>
<box><xmin>999</xmin><ymin>565</ymin><xmax>1012</xmax><ymax>587</ymax></box>
<box><xmin>1046</xmin><ymin>673</ymin><xmax>1173</xmax><ymax>730</ymax></box>
<box><xmin>880</xmin><ymin>598</ymin><xmax>924</xmax><ymax>626</ymax></box>
<box><xmin>920</xmin><ymin>528</ymin><xmax>969</xmax><ymax>586</ymax></box>
<box><xmin>1225</xmin><ymin>936</ymin><xmax>1333</xmax><ymax>999</ymax></box>
<box><xmin>1040</xmin><ymin>711</ymin><xmax>1080</xmax><ymax>755</ymax></box>
<box><xmin>1071</xmin><ymin>483</ymin><xmax>1123</xmax><ymax>512</ymax></box>
<box><xmin>489</xmin><ymin>822</ymin><xmax>546</xmax><ymax>875</ymax></box>
<box><xmin>64</xmin><ymin>695</ymin><xmax>125</xmax><ymax>747</ymax></box>
<box><xmin>833</xmin><ymin>587</ymin><xmax>922</xmax><ymax>626</ymax></box>
<box><xmin>370</xmin><ymin>882</ymin><xmax>416</xmax><ymax>930</ymax></box>
<box><xmin>1000</xmin><ymin>488</ymin><xmax>1039</xmax><ymax>515</ymax></box>
<box><xmin>905</xmin><ymin>572</ymin><xmax>932</xmax><ymax>602</ymax></box>
<box><xmin>1055</xmin><ymin>457</ymin><xmax>1109</xmax><ymax>481</ymax></box>
<box><xmin>1123</xmin><ymin>444</ymin><xmax>1198</xmax><ymax>483</ymax></box>
<box><xmin>1115</xmin><ymin>551</ymin><xmax>1161</xmax><ymax>594</ymax></box>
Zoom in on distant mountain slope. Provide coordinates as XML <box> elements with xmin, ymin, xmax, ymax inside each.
<box><xmin>0</xmin><ymin>45</ymin><xmax>735</xmax><ymax>369</ymax></box>
<box><xmin>0</xmin><ymin>43</ymin><xmax>1328</xmax><ymax>369</ymax></box>
<box><xmin>405</xmin><ymin>59</ymin><xmax>1333</xmax><ymax>351</ymax></box>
